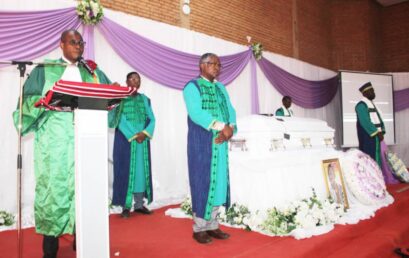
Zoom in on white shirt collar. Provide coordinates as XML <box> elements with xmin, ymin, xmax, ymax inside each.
<box><xmin>62</xmin><ymin>55</ymin><xmax>78</xmax><ymax>66</ymax></box>
<box><xmin>281</xmin><ymin>105</ymin><xmax>293</xmax><ymax>116</ymax></box>
<box><xmin>200</xmin><ymin>75</ymin><xmax>218</xmax><ymax>83</ymax></box>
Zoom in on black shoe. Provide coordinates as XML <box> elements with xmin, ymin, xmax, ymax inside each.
<box><xmin>206</xmin><ymin>229</ymin><xmax>230</xmax><ymax>239</ymax></box>
<box><xmin>193</xmin><ymin>231</ymin><xmax>212</xmax><ymax>244</ymax></box>
<box><xmin>43</xmin><ymin>235</ymin><xmax>59</xmax><ymax>258</ymax></box>
<box><xmin>121</xmin><ymin>209</ymin><xmax>131</xmax><ymax>218</ymax></box>
<box><xmin>394</xmin><ymin>248</ymin><xmax>409</xmax><ymax>258</ymax></box>
<box><xmin>134</xmin><ymin>206</ymin><xmax>153</xmax><ymax>215</ymax></box>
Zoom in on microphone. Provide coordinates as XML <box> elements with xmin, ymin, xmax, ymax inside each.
<box><xmin>77</xmin><ymin>57</ymin><xmax>94</xmax><ymax>75</ymax></box>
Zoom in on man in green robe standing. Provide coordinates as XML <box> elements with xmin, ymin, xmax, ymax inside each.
<box><xmin>110</xmin><ymin>71</ymin><xmax>155</xmax><ymax>218</ymax></box>
<box><xmin>275</xmin><ymin>96</ymin><xmax>293</xmax><ymax>117</ymax></box>
<box><xmin>183</xmin><ymin>53</ymin><xmax>237</xmax><ymax>244</ymax></box>
<box><xmin>13</xmin><ymin>29</ymin><xmax>112</xmax><ymax>258</ymax></box>
<box><xmin>355</xmin><ymin>82</ymin><xmax>385</xmax><ymax>167</ymax></box>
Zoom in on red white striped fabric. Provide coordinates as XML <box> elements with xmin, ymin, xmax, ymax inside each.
<box><xmin>34</xmin><ymin>80</ymin><xmax>137</xmax><ymax>110</ymax></box>
<box><xmin>53</xmin><ymin>80</ymin><xmax>137</xmax><ymax>98</ymax></box>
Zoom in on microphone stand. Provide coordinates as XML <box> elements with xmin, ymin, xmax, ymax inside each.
<box><xmin>0</xmin><ymin>60</ymin><xmax>68</xmax><ymax>258</ymax></box>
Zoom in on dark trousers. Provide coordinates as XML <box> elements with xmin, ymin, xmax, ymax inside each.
<box><xmin>42</xmin><ymin>235</ymin><xmax>58</xmax><ymax>258</ymax></box>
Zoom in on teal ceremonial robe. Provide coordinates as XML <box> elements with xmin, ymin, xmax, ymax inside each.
<box><xmin>12</xmin><ymin>59</ymin><xmax>111</xmax><ymax>236</ymax></box>
<box><xmin>183</xmin><ymin>77</ymin><xmax>237</xmax><ymax>220</ymax></box>
<box><xmin>275</xmin><ymin>107</ymin><xmax>293</xmax><ymax>117</ymax></box>
<box><xmin>110</xmin><ymin>94</ymin><xmax>155</xmax><ymax>208</ymax></box>
<box><xmin>355</xmin><ymin>100</ymin><xmax>385</xmax><ymax>166</ymax></box>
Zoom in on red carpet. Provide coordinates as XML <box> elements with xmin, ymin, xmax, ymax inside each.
<box><xmin>1</xmin><ymin>184</ymin><xmax>409</xmax><ymax>258</ymax></box>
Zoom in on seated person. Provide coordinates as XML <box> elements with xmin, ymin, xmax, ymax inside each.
<box><xmin>275</xmin><ymin>96</ymin><xmax>293</xmax><ymax>117</ymax></box>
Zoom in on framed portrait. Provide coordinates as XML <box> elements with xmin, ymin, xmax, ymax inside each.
<box><xmin>322</xmin><ymin>158</ymin><xmax>349</xmax><ymax>209</ymax></box>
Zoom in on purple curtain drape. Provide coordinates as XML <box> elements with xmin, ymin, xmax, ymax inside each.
<box><xmin>257</xmin><ymin>57</ymin><xmax>339</xmax><ymax>109</ymax></box>
<box><xmin>82</xmin><ymin>25</ymin><xmax>95</xmax><ymax>60</ymax></box>
<box><xmin>250</xmin><ymin>56</ymin><xmax>260</xmax><ymax>114</ymax></box>
<box><xmin>1</xmin><ymin>7</ymin><xmax>408</xmax><ymax>112</ymax></box>
<box><xmin>394</xmin><ymin>88</ymin><xmax>409</xmax><ymax>112</ymax></box>
<box><xmin>0</xmin><ymin>7</ymin><xmax>80</xmax><ymax>67</ymax></box>
<box><xmin>98</xmin><ymin>17</ymin><xmax>251</xmax><ymax>89</ymax></box>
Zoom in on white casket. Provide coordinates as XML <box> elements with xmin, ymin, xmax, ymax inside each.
<box><xmin>231</xmin><ymin>115</ymin><xmax>335</xmax><ymax>153</ymax></box>
<box><xmin>231</xmin><ymin>115</ymin><xmax>285</xmax><ymax>152</ymax></box>
<box><xmin>229</xmin><ymin>115</ymin><xmax>341</xmax><ymax>211</ymax></box>
<box><xmin>280</xmin><ymin>116</ymin><xmax>335</xmax><ymax>149</ymax></box>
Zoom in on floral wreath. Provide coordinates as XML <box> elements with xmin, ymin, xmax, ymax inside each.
<box><xmin>251</xmin><ymin>42</ymin><xmax>263</xmax><ymax>61</ymax></box>
<box><xmin>385</xmin><ymin>151</ymin><xmax>409</xmax><ymax>182</ymax></box>
<box><xmin>76</xmin><ymin>0</ymin><xmax>104</xmax><ymax>25</ymax></box>
<box><xmin>342</xmin><ymin>149</ymin><xmax>389</xmax><ymax>205</ymax></box>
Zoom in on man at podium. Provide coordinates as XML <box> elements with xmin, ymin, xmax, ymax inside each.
<box><xmin>12</xmin><ymin>29</ymin><xmax>113</xmax><ymax>258</ymax></box>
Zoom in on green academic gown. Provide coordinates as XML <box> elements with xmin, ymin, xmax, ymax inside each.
<box><xmin>13</xmin><ymin>59</ymin><xmax>111</xmax><ymax>236</ymax></box>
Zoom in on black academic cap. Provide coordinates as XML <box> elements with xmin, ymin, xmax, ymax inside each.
<box><xmin>359</xmin><ymin>82</ymin><xmax>373</xmax><ymax>93</ymax></box>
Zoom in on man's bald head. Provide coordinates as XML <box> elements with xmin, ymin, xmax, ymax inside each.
<box><xmin>60</xmin><ymin>29</ymin><xmax>83</xmax><ymax>42</ymax></box>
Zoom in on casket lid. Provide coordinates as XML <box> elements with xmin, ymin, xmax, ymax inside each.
<box><xmin>236</xmin><ymin>115</ymin><xmax>286</xmax><ymax>133</ymax></box>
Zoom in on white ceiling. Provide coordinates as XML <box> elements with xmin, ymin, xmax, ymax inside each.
<box><xmin>376</xmin><ymin>0</ymin><xmax>408</xmax><ymax>6</ymax></box>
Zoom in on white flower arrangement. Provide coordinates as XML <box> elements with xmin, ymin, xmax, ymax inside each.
<box><xmin>76</xmin><ymin>0</ymin><xmax>104</xmax><ymax>25</ymax></box>
<box><xmin>180</xmin><ymin>196</ymin><xmax>193</xmax><ymax>216</ymax></box>
<box><xmin>0</xmin><ymin>211</ymin><xmax>15</xmax><ymax>226</ymax></box>
<box><xmin>251</xmin><ymin>42</ymin><xmax>263</xmax><ymax>61</ymax></box>
<box><xmin>218</xmin><ymin>203</ymin><xmax>252</xmax><ymax>231</ymax></box>
<box><xmin>261</xmin><ymin>207</ymin><xmax>297</xmax><ymax>235</ymax></box>
<box><xmin>179</xmin><ymin>191</ymin><xmax>345</xmax><ymax>236</ymax></box>
<box><xmin>386</xmin><ymin>151</ymin><xmax>409</xmax><ymax>182</ymax></box>
<box><xmin>179</xmin><ymin>199</ymin><xmax>252</xmax><ymax>230</ymax></box>
<box><xmin>262</xmin><ymin>189</ymin><xmax>344</xmax><ymax>235</ymax></box>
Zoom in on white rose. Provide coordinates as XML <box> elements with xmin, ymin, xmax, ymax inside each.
<box><xmin>242</xmin><ymin>216</ymin><xmax>249</xmax><ymax>225</ymax></box>
<box><xmin>90</xmin><ymin>2</ymin><xmax>100</xmax><ymax>16</ymax></box>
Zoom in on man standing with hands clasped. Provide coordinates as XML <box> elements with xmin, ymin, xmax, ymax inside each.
<box><xmin>110</xmin><ymin>71</ymin><xmax>155</xmax><ymax>218</ymax></box>
<box><xmin>183</xmin><ymin>53</ymin><xmax>237</xmax><ymax>244</ymax></box>
<box><xmin>355</xmin><ymin>82</ymin><xmax>385</xmax><ymax>167</ymax></box>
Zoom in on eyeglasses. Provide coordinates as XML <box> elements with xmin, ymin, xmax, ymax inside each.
<box><xmin>203</xmin><ymin>62</ymin><xmax>222</xmax><ymax>68</ymax></box>
<box><xmin>66</xmin><ymin>39</ymin><xmax>86</xmax><ymax>47</ymax></box>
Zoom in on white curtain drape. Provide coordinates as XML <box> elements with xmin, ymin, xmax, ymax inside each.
<box><xmin>389</xmin><ymin>73</ymin><xmax>409</xmax><ymax>165</ymax></box>
<box><xmin>0</xmin><ymin>0</ymin><xmax>407</xmax><ymax>223</ymax></box>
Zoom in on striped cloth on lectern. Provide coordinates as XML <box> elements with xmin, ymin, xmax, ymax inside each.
<box><xmin>34</xmin><ymin>80</ymin><xmax>137</xmax><ymax>110</ymax></box>
<box><xmin>52</xmin><ymin>80</ymin><xmax>137</xmax><ymax>98</ymax></box>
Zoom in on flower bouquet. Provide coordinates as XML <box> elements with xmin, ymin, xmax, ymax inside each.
<box><xmin>218</xmin><ymin>203</ymin><xmax>252</xmax><ymax>231</ymax></box>
<box><xmin>76</xmin><ymin>0</ymin><xmax>104</xmax><ymax>25</ymax></box>
<box><xmin>0</xmin><ymin>211</ymin><xmax>15</xmax><ymax>226</ymax></box>
<box><xmin>251</xmin><ymin>42</ymin><xmax>263</xmax><ymax>60</ymax></box>
<box><xmin>180</xmin><ymin>196</ymin><xmax>193</xmax><ymax>216</ymax></box>
<box><xmin>261</xmin><ymin>189</ymin><xmax>344</xmax><ymax>235</ymax></box>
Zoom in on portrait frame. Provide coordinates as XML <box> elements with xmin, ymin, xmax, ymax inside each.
<box><xmin>322</xmin><ymin>158</ymin><xmax>349</xmax><ymax>209</ymax></box>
